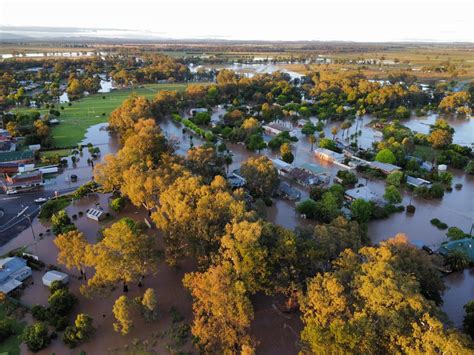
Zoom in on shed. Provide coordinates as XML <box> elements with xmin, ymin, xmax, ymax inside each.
<box><xmin>42</xmin><ymin>270</ymin><xmax>69</xmax><ymax>287</ymax></box>
<box><xmin>86</xmin><ymin>208</ymin><xmax>105</xmax><ymax>221</ymax></box>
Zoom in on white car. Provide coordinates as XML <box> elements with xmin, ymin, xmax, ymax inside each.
<box><xmin>34</xmin><ymin>197</ymin><xmax>48</xmax><ymax>203</ymax></box>
<box><xmin>6</xmin><ymin>189</ymin><xmax>17</xmax><ymax>195</ymax></box>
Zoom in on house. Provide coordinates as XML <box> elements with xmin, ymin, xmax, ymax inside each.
<box><xmin>0</xmin><ymin>141</ymin><xmax>16</xmax><ymax>152</ymax></box>
<box><xmin>287</xmin><ymin>168</ymin><xmax>320</xmax><ymax>187</ymax></box>
<box><xmin>344</xmin><ymin>186</ymin><xmax>384</xmax><ymax>205</ymax></box>
<box><xmin>278</xmin><ymin>181</ymin><xmax>301</xmax><ymax>201</ymax></box>
<box><xmin>42</xmin><ymin>270</ymin><xmax>69</xmax><ymax>287</ymax></box>
<box><xmin>227</xmin><ymin>173</ymin><xmax>246</xmax><ymax>188</ymax></box>
<box><xmin>262</xmin><ymin>122</ymin><xmax>298</xmax><ymax>137</ymax></box>
<box><xmin>271</xmin><ymin>158</ymin><xmax>294</xmax><ymax>176</ymax></box>
<box><xmin>86</xmin><ymin>208</ymin><xmax>105</xmax><ymax>221</ymax></box>
<box><xmin>406</xmin><ymin>176</ymin><xmax>432</xmax><ymax>188</ymax></box>
<box><xmin>368</xmin><ymin>161</ymin><xmax>401</xmax><ymax>175</ymax></box>
<box><xmin>0</xmin><ymin>257</ymin><xmax>32</xmax><ymax>294</ymax></box>
<box><xmin>0</xmin><ymin>162</ymin><xmax>20</xmax><ymax>176</ymax></box>
<box><xmin>0</xmin><ymin>150</ymin><xmax>34</xmax><ymax>164</ymax></box>
<box><xmin>437</xmin><ymin>239</ymin><xmax>474</xmax><ymax>263</ymax></box>
<box><xmin>314</xmin><ymin>148</ymin><xmax>345</xmax><ymax>163</ymax></box>
<box><xmin>1</xmin><ymin>171</ymin><xmax>43</xmax><ymax>192</ymax></box>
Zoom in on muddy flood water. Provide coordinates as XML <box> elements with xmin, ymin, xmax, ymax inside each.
<box><xmin>1</xmin><ymin>109</ymin><xmax>472</xmax><ymax>353</ymax></box>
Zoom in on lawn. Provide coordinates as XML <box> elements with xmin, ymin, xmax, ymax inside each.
<box><xmin>20</xmin><ymin>82</ymin><xmax>210</xmax><ymax>148</ymax></box>
<box><xmin>0</xmin><ymin>303</ymin><xmax>26</xmax><ymax>355</ymax></box>
<box><xmin>413</xmin><ymin>144</ymin><xmax>441</xmax><ymax>161</ymax></box>
<box><xmin>39</xmin><ymin>148</ymin><xmax>71</xmax><ymax>159</ymax></box>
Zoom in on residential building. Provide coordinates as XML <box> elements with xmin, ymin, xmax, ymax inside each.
<box><xmin>271</xmin><ymin>158</ymin><xmax>294</xmax><ymax>176</ymax></box>
<box><xmin>1</xmin><ymin>170</ymin><xmax>43</xmax><ymax>192</ymax></box>
<box><xmin>277</xmin><ymin>181</ymin><xmax>301</xmax><ymax>201</ymax></box>
<box><xmin>287</xmin><ymin>168</ymin><xmax>320</xmax><ymax>187</ymax></box>
<box><xmin>262</xmin><ymin>121</ymin><xmax>297</xmax><ymax>137</ymax></box>
<box><xmin>0</xmin><ymin>257</ymin><xmax>32</xmax><ymax>294</ymax></box>
<box><xmin>314</xmin><ymin>148</ymin><xmax>345</xmax><ymax>163</ymax></box>
<box><xmin>189</xmin><ymin>108</ymin><xmax>208</xmax><ymax>116</ymax></box>
<box><xmin>406</xmin><ymin>176</ymin><xmax>432</xmax><ymax>188</ymax></box>
<box><xmin>227</xmin><ymin>173</ymin><xmax>246</xmax><ymax>188</ymax></box>
<box><xmin>368</xmin><ymin>161</ymin><xmax>401</xmax><ymax>175</ymax></box>
<box><xmin>344</xmin><ymin>186</ymin><xmax>384</xmax><ymax>205</ymax></box>
<box><xmin>0</xmin><ymin>150</ymin><xmax>34</xmax><ymax>164</ymax></box>
<box><xmin>438</xmin><ymin>239</ymin><xmax>474</xmax><ymax>263</ymax></box>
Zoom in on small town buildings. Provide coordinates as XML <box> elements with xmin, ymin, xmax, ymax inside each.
<box><xmin>42</xmin><ymin>270</ymin><xmax>69</xmax><ymax>287</ymax></box>
<box><xmin>438</xmin><ymin>239</ymin><xmax>474</xmax><ymax>263</ymax></box>
<box><xmin>406</xmin><ymin>176</ymin><xmax>432</xmax><ymax>188</ymax></box>
<box><xmin>271</xmin><ymin>158</ymin><xmax>293</xmax><ymax>176</ymax></box>
<box><xmin>0</xmin><ymin>162</ymin><xmax>20</xmax><ymax>176</ymax></box>
<box><xmin>278</xmin><ymin>181</ymin><xmax>301</xmax><ymax>201</ymax></box>
<box><xmin>0</xmin><ymin>257</ymin><xmax>32</xmax><ymax>294</ymax></box>
<box><xmin>227</xmin><ymin>173</ymin><xmax>246</xmax><ymax>188</ymax></box>
<box><xmin>344</xmin><ymin>186</ymin><xmax>384</xmax><ymax>205</ymax></box>
<box><xmin>314</xmin><ymin>148</ymin><xmax>345</xmax><ymax>163</ymax></box>
<box><xmin>1</xmin><ymin>170</ymin><xmax>43</xmax><ymax>193</ymax></box>
<box><xmin>86</xmin><ymin>208</ymin><xmax>106</xmax><ymax>221</ymax></box>
<box><xmin>0</xmin><ymin>150</ymin><xmax>34</xmax><ymax>164</ymax></box>
<box><xmin>262</xmin><ymin>121</ymin><xmax>298</xmax><ymax>137</ymax></box>
<box><xmin>288</xmin><ymin>168</ymin><xmax>320</xmax><ymax>187</ymax></box>
<box><xmin>368</xmin><ymin>161</ymin><xmax>401</xmax><ymax>175</ymax></box>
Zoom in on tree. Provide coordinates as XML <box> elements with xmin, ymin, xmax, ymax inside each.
<box><xmin>51</xmin><ymin>210</ymin><xmax>74</xmax><ymax>235</ymax></box>
<box><xmin>296</xmin><ymin>199</ymin><xmax>318</xmax><ymax>219</ymax></box>
<box><xmin>336</xmin><ymin>170</ymin><xmax>358</xmax><ymax>187</ymax></box>
<box><xmin>183</xmin><ymin>264</ymin><xmax>254</xmax><ymax>353</ymax></box>
<box><xmin>141</xmin><ymin>288</ymin><xmax>158</xmax><ymax>321</ymax></box>
<box><xmin>280</xmin><ymin>143</ymin><xmax>294</xmax><ymax>164</ymax></box>
<box><xmin>48</xmin><ymin>288</ymin><xmax>77</xmax><ymax>316</ymax></box>
<box><xmin>384</xmin><ymin>185</ymin><xmax>402</xmax><ymax>204</ymax></box>
<box><xmin>428</xmin><ymin>129</ymin><xmax>453</xmax><ymax>149</ymax></box>
<box><xmin>113</xmin><ymin>296</ymin><xmax>133</xmax><ymax>335</ymax></box>
<box><xmin>84</xmin><ymin>218</ymin><xmax>160</xmax><ymax>296</ymax></box>
<box><xmin>5</xmin><ymin>121</ymin><xmax>18</xmax><ymax>137</ymax></box>
<box><xmin>318</xmin><ymin>138</ymin><xmax>337</xmax><ymax>151</ymax></box>
<box><xmin>446</xmin><ymin>249</ymin><xmax>470</xmax><ymax>271</ymax></box>
<box><xmin>63</xmin><ymin>314</ymin><xmax>95</xmax><ymax>348</ymax></box>
<box><xmin>0</xmin><ymin>319</ymin><xmax>13</xmax><ymax>342</ymax></box>
<box><xmin>54</xmin><ymin>230</ymin><xmax>88</xmax><ymax>279</ymax></box>
<box><xmin>375</xmin><ymin>148</ymin><xmax>396</xmax><ymax>164</ymax></box>
<box><xmin>466</xmin><ymin>161</ymin><xmax>474</xmax><ymax>175</ymax></box>
<box><xmin>152</xmin><ymin>175</ymin><xmax>247</xmax><ymax>266</ymax></box>
<box><xmin>331</xmin><ymin>126</ymin><xmax>339</xmax><ymax>140</ymax></box>
<box><xmin>309</xmin><ymin>134</ymin><xmax>317</xmax><ymax>151</ymax></box>
<box><xmin>108</xmin><ymin>94</ymin><xmax>153</xmax><ymax>136</ymax></box>
<box><xmin>351</xmin><ymin>199</ymin><xmax>373</xmax><ymax>223</ymax></box>
<box><xmin>386</xmin><ymin>170</ymin><xmax>403</xmax><ymax>187</ymax></box>
<box><xmin>33</xmin><ymin>119</ymin><xmax>49</xmax><ymax>138</ymax></box>
<box><xmin>22</xmin><ymin>322</ymin><xmax>50</xmax><ymax>352</ymax></box>
<box><xmin>240</xmin><ymin>156</ymin><xmax>279</xmax><ymax>198</ymax></box>
<box><xmin>463</xmin><ymin>301</ymin><xmax>474</xmax><ymax>339</ymax></box>
<box><xmin>299</xmin><ymin>241</ymin><xmax>473</xmax><ymax>354</ymax></box>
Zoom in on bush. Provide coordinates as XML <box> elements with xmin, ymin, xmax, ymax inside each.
<box><xmin>31</xmin><ymin>305</ymin><xmax>48</xmax><ymax>322</ymax></box>
<box><xmin>406</xmin><ymin>205</ymin><xmax>416</xmax><ymax>213</ymax></box>
<box><xmin>455</xmin><ymin>183</ymin><xmax>463</xmax><ymax>190</ymax></box>
<box><xmin>110</xmin><ymin>197</ymin><xmax>125</xmax><ymax>212</ymax></box>
<box><xmin>430</xmin><ymin>218</ymin><xmax>448</xmax><ymax>230</ymax></box>
<box><xmin>38</xmin><ymin>197</ymin><xmax>70</xmax><ymax>220</ymax></box>
<box><xmin>48</xmin><ymin>288</ymin><xmax>77</xmax><ymax>316</ymax></box>
<box><xmin>0</xmin><ymin>319</ymin><xmax>14</xmax><ymax>342</ymax></box>
<box><xmin>446</xmin><ymin>227</ymin><xmax>471</xmax><ymax>240</ymax></box>
<box><xmin>22</xmin><ymin>322</ymin><xmax>50</xmax><ymax>352</ymax></box>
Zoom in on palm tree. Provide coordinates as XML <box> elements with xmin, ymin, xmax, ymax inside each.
<box><xmin>309</xmin><ymin>134</ymin><xmax>317</xmax><ymax>152</ymax></box>
<box><xmin>331</xmin><ymin>127</ymin><xmax>339</xmax><ymax>140</ymax></box>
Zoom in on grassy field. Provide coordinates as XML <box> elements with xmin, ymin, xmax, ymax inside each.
<box><xmin>0</xmin><ymin>303</ymin><xmax>25</xmax><ymax>355</ymax></box>
<box><xmin>413</xmin><ymin>144</ymin><xmax>440</xmax><ymax>161</ymax></box>
<box><xmin>22</xmin><ymin>82</ymin><xmax>209</xmax><ymax>148</ymax></box>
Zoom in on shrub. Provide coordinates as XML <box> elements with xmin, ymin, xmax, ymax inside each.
<box><xmin>406</xmin><ymin>205</ymin><xmax>416</xmax><ymax>213</ymax></box>
<box><xmin>110</xmin><ymin>197</ymin><xmax>125</xmax><ymax>212</ymax></box>
<box><xmin>0</xmin><ymin>319</ymin><xmax>14</xmax><ymax>342</ymax></box>
<box><xmin>48</xmin><ymin>288</ymin><xmax>77</xmax><ymax>316</ymax></box>
<box><xmin>430</xmin><ymin>218</ymin><xmax>448</xmax><ymax>229</ymax></box>
<box><xmin>455</xmin><ymin>183</ymin><xmax>463</xmax><ymax>190</ymax></box>
<box><xmin>22</xmin><ymin>322</ymin><xmax>50</xmax><ymax>352</ymax></box>
<box><xmin>31</xmin><ymin>305</ymin><xmax>48</xmax><ymax>322</ymax></box>
<box><xmin>446</xmin><ymin>227</ymin><xmax>471</xmax><ymax>240</ymax></box>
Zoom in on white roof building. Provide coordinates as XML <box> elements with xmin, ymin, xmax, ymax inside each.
<box><xmin>314</xmin><ymin>148</ymin><xmax>345</xmax><ymax>163</ymax></box>
<box><xmin>86</xmin><ymin>208</ymin><xmax>105</xmax><ymax>221</ymax></box>
<box><xmin>42</xmin><ymin>270</ymin><xmax>69</xmax><ymax>287</ymax></box>
<box><xmin>0</xmin><ymin>257</ymin><xmax>32</xmax><ymax>294</ymax></box>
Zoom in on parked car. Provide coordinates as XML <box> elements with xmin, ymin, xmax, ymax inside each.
<box><xmin>70</xmin><ymin>174</ymin><xmax>78</xmax><ymax>182</ymax></box>
<box><xmin>6</xmin><ymin>189</ymin><xmax>17</xmax><ymax>195</ymax></box>
<box><xmin>34</xmin><ymin>197</ymin><xmax>48</xmax><ymax>204</ymax></box>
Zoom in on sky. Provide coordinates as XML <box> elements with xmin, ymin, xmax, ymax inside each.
<box><xmin>1</xmin><ymin>0</ymin><xmax>473</xmax><ymax>42</ymax></box>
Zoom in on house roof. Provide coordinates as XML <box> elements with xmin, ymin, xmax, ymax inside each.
<box><xmin>300</xmin><ymin>162</ymin><xmax>326</xmax><ymax>175</ymax></box>
<box><xmin>0</xmin><ymin>257</ymin><xmax>27</xmax><ymax>283</ymax></box>
<box><xmin>0</xmin><ymin>150</ymin><xmax>34</xmax><ymax>163</ymax></box>
<box><xmin>345</xmin><ymin>186</ymin><xmax>383</xmax><ymax>204</ymax></box>
<box><xmin>406</xmin><ymin>175</ymin><xmax>431</xmax><ymax>187</ymax></box>
<box><xmin>437</xmin><ymin>238</ymin><xmax>474</xmax><ymax>262</ymax></box>
<box><xmin>314</xmin><ymin>148</ymin><xmax>345</xmax><ymax>161</ymax></box>
<box><xmin>369</xmin><ymin>161</ymin><xmax>401</xmax><ymax>173</ymax></box>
